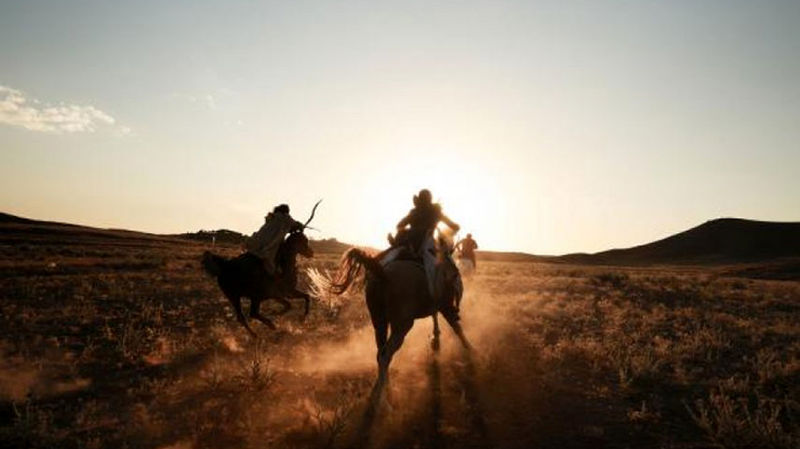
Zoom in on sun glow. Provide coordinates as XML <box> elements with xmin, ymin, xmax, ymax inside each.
<box><xmin>356</xmin><ymin>150</ymin><xmax>509</xmax><ymax>251</ymax></box>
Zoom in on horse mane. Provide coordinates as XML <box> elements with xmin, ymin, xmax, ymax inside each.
<box><xmin>276</xmin><ymin>232</ymin><xmax>307</xmax><ymax>274</ymax></box>
<box><xmin>276</xmin><ymin>238</ymin><xmax>292</xmax><ymax>273</ymax></box>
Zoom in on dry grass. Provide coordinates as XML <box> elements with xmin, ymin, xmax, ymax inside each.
<box><xmin>1</xmin><ymin>233</ymin><xmax>799</xmax><ymax>448</ymax></box>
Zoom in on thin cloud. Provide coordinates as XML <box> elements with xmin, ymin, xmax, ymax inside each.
<box><xmin>178</xmin><ymin>92</ymin><xmax>217</xmax><ymax>110</ymax></box>
<box><xmin>0</xmin><ymin>85</ymin><xmax>118</xmax><ymax>133</ymax></box>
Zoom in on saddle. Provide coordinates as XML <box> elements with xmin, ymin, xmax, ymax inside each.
<box><xmin>386</xmin><ymin>229</ymin><xmax>429</xmax><ymax>265</ymax></box>
<box><xmin>395</xmin><ymin>246</ymin><xmax>425</xmax><ymax>263</ymax></box>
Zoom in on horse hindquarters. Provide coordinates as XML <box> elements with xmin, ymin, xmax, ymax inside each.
<box><xmin>367</xmin><ymin>274</ymin><xmax>413</xmax><ymax>380</ymax></box>
<box><xmin>366</xmin><ymin>280</ymin><xmax>388</xmax><ymax>361</ymax></box>
<box><xmin>216</xmin><ymin>263</ymin><xmax>257</xmax><ymax>336</ymax></box>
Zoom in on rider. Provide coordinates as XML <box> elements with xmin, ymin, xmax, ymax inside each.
<box><xmin>245</xmin><ymin>204</ymin><xmax>304</xmax><ymax>276</ymax></box>
<box><xmin>384</xmin><ymin>189</ymin><xmax>460</xmax><ymax>296</ymax></box>
<box><xmin>455</xmin><ymin>233</ymin><xmax>479</xmax><ymax>268</ymax></box>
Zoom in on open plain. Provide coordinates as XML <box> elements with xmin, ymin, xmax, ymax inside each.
<box><xmin>1</xmin><ymin>220</ymin><xmax>799</xmax><ymax>449</ymax></box>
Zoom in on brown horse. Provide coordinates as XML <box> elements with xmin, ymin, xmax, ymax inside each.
<box><xmin>202</xmin><ymin>231</ymin><xmax>314</xmax><ymax>336</ymax></box>
<box><xmin>202</xmin><ymin>201</ymin><xmax>321</xmax><ymax>336</ymax></box>
<box><xmin>329</xmin><ymin>238</ymin><xmax>471</xmax><ymax>393</ymax></box>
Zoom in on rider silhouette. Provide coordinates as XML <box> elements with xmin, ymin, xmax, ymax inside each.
<box><xmin>245</xmin><ymin>204</ymin><xmax>304</xmax><ymax>276</ymax></box>
<box><xmin>385</xmin><ymin>189</ymin><xmax>460</xmax><ymax>296</ymax></box>
<box><xmin>394</xmin><ymin>189</ymin><xmax>460</xmax><ymax>253</ymax></box>
<box><xmin>455</xmin><ymin>233</ymin><xmax>478</xmax><ymax>267</ymax></box>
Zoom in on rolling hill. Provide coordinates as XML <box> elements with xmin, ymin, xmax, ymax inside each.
<box><xmin>0</xmin><ymin>212</ymin><xmax>353</xmax><ymax>255</ymax></box>
<box><xmin>4</xmin><ymin>213</ymin><xmax>800</xmax><ymax>269</ymax></box>
<box><xmin>560</xmin><ymin>218</ymin><xmax>800</xmax><ymax>265</ymax></box>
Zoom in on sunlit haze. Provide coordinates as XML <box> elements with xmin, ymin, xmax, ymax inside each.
<box><xmin>2</xmin><ymin>1</ymin><xmax>799</xmax><ymax>254</ymax></box>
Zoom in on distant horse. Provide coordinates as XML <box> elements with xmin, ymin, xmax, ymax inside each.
<box><xmin>202</xmin><ymin>202</ymin><xmax>320</xmax><ymax>336</ymax></box>
<box><xmin>329</xmin><ymin>237</ymin><xmax>471</xmax><ymax>393</ymax></box>
<box><xmin>457</xmin><ymin>257</ymin><xmax>475</xmax><ymax>278</ymax></box>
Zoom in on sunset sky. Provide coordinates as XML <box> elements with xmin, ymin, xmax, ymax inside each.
<box><xmin>2</xmin><ymin>1</ymin><xmax>799</xmax><ymax>254</ymax></box>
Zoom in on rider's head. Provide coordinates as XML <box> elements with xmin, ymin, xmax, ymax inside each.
<box><xmin>467</xmin><ymin>233</ymin><xmax>472</xmax><ymax>239</ymax></box>
<box><xmin>273</xmin><ymin>204</ymin><xmax>290</xmax><ymax>214</ymax></box>
<box><xmin>413</xmin><ymin>189</ymin><xmax>432</xmax><ymax>207</ymax></box>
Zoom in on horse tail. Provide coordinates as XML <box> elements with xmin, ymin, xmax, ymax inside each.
<box><xmin>202</xmin><ymin>251</ymin><xmax>226</xmax><ymax>277</ymax></box>
<box><xmin>330</xmin><ymin>248</ymin><xmax>385</xmax><ymax>295</ymax></box>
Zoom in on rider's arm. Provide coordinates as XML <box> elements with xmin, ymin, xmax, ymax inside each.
<box><xmin>396</xmin><ymin>214</ymin><xmax>411</xmax><ymax>231</ymax></box>
<box><xmin>440</xmin><ymin>214</ymin><xmax>460</xmax><ymax>233</ymax></box>
<box><xmin>284</xmin><ymin>213</ymin><xmax>304</xmax><ymax>233</ymax></box>
<box><xmin>290</xmin><ymin>220</ymin><xmax>304</xmax><ymax>233</ymax></box>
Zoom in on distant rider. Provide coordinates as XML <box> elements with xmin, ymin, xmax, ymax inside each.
<box><xmin>384</xmin><ymin>189</ymin><xmax>460</xmax><ymax>296</ymax></box>
<box><xmin>245</xmin><ymin>204</ymin><xmax>304</xmax><ymax>276</ymax></box>
<box><xmin>455</xmin><ymin>233</ymin><xmax>479</xmax><ymax>268</ymax></box>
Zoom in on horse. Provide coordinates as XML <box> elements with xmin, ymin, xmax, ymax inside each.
<box><xmin>202</xmin><ymin>201</ymin><xmax>320</xmax><ymax>336</ymax></box>
<box><xmin>328</xmin><ymin>236</ymin><xmax>471</xmax><ymax>395</ymax></box>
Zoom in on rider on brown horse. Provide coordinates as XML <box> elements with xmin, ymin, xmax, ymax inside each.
<box><xmin>245</xmin><ymin>204</ymin><xmax>304</xmax><ymax>276</ymax></box>
<box><xmin>384</xmin><ymin>189</ymin><xmax>460</xmax><ymax>296</ymax></box>
<box><xmin>328</xmin><ymin>192</ymin><xmax>469</xmax><ymax>401</ymax></box>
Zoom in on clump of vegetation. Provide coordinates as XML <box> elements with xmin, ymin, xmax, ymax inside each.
<box><xmin>590</xmin><ymin>271</ymin><xmax>629</xmax><ymax>289</ymax></box>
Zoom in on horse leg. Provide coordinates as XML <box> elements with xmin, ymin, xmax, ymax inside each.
<box><xmin>368</xmin><ymin>322</ymin><xmax>410</xmax><ymax>413</ymax></box>
<box><xmin>365</xmin><ymin>282</ymin><xmax>387</xmax><ymax>363</ymax></box>
<box><xmin>443</xmin><ymin>311</ymin><xmax>472</xmax><ymax>351</ymax></box>
<box><xmin>431</xmin><ymin>312</ymin><xmax>441</xmax><ymax>352</ymax></box>
<box><xmin>377</xmin><ymin>322</ymin><xmax>412</xmax><ymax>386</ymax></box>
<box><xmin>371</xmin><ymin>315</ymin><xmax>388</xmax><ymax>364</ymax></box>
<box><xmin>358</xmin><ymin>303</ymin><xmax>390</xmax><ymax>440</ymax></box>
<box><xmin>290</xmin><ymin>288</ymin><xmax>311</xmax><ymax>316</ymax></box>
<box><xmin>249</xmin><ymin>299</ymin><xmax>276</xmax><ymax>330</ymax></box>
<box><xmin>230</xmin><ymin>295</ymin><xmax>256</xmax><ymax>337</ymax></box>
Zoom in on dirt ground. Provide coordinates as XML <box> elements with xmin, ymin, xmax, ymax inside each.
<box><xmin>1</xmin><ymin>231</ymin><xmax>799</xmax><ymax>449</ymax></box>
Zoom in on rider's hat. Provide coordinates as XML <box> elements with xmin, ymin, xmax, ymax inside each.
<box><xmin>273</xmin><ymin>204</ymin><xmax>290</xmax><ymax>214</ymax></box>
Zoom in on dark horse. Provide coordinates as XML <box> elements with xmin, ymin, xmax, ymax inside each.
<box><xmin>329</xmin><ymin>236</ymin><xmax>471</xmax><ymax>395</ymax></box>
<box><xmin>202</xmin><ymin>203</ymin><xmax>320</xmax><ymax>336</ymax></box>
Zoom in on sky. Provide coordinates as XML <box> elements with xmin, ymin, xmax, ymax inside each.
<box><xmin>1</xmin><ymin>0</ymin><xmax>799</xmax><ymax>254</ymax></box>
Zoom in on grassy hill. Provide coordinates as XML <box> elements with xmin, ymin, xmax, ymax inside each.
<box><xmin>5</xmin><ymin>212</ymin><xmax>800</xmax><ymax>271</ymax></box>
<box><xmin>560</xmin><ymin>218</ymin><xmax>800</xmax><ymax>265</ymax></box>
<box><xmin>0</xmin><ymin>212</ymin><xmax>355</xmax><ymax>260</ymax></box>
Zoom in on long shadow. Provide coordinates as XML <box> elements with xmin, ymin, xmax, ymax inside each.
<box><xmin>351</xmin><ymin>344</ymin><xmax>444</xmax><ymax>449</ymax></box>
<box><xmin>456</xmin><ymin>348</ymin><xmax>491</xmax><ymax>448</ymax></box>
<box><xmin>429</xmin><ymin>348</ymin><xmax>443</xmax><ymax>448</ymax></box>
<box><xmin>350</xmin><ymin>338</ymin><xmax>480</xmax><ymax>449</ymax></box>
<box><xmin>351</xmin><ymin>376</ymin><xmax>383</xmax><ymax>448</ymax></box>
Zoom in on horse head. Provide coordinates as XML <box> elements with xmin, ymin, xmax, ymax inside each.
<box><xmin>283</xmin><ymin>200</ymin><xmax>322</xmax><ymax>259</ymax></box>
<box><xmin>286</xmin><ymin>231</ymin><xmax>314</xmax><ymax>258</ymax></box>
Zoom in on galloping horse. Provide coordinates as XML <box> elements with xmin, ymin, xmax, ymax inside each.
<box><xmin>329</xmin><ymin>236</ymin><xmax>471</xmax><ymax>393</ymax></box>
<box><xmin>202</xmin><ymin>203</ymin><xmax>320</xmax><ymax>336</ymax></box>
